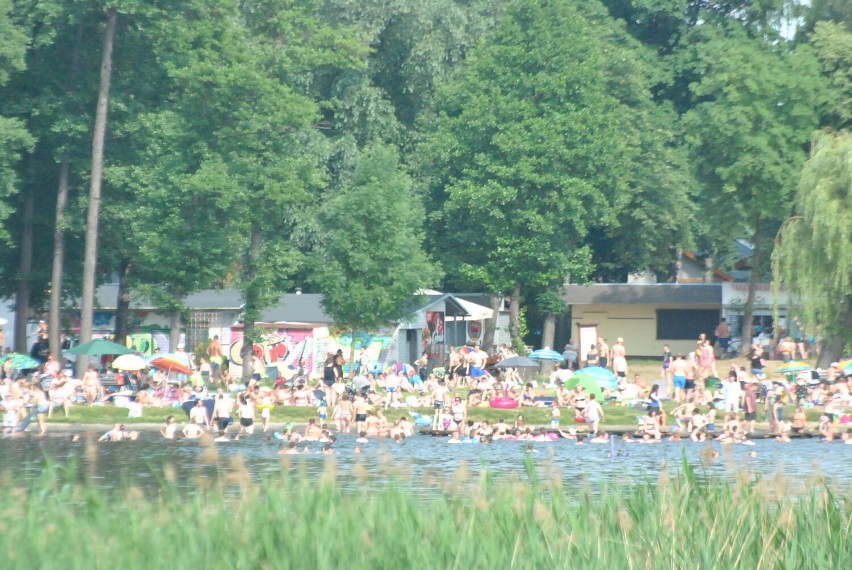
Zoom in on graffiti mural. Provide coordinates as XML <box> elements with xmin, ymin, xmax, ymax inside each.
<box><xmin>226</xmin><ymin>327</ymin><xmax>396</xmax><ymax>378</ymax></box>
<box><xmin>126</xmin><ymin>329</ymin><xmax>171</xmax><ymax>356</ymax></box>
<box><xmin>325</xmin><ymin>332</ymin><xmax>394</xmax><ymax>375</ymax></box>
<box><xmin>228</xmin><ymin>329</ymin><xmax>315</xmax><ymax>373</ymax></box>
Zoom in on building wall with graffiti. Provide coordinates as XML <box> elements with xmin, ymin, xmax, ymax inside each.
<box><xmin>226</xmin><ymin>326</ymin><xmax>396</xmax><ymax>379</ymax></box>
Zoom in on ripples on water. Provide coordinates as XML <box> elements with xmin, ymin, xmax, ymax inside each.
<box><xmin>1</xmin><ymin>432</ymin><xmax>850</xmax><ymax>497</ymax></box>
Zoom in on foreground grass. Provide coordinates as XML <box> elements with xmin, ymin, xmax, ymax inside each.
<box><xmin>1</xmin><ymin>457</ymin><xmax>849</xmax><ymax>569</ymax></box>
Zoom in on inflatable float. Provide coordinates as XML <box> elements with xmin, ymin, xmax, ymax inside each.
<box><xmin>489</xmin><ymin>397</ymin><xmax>519</xmax><ymax>409</ymax></box>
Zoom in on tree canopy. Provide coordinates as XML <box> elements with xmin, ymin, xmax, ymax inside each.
<box><xmin>774</xmin><ymin>130</ymin><xmax>852</xmax><ymax>364</ymax></box>
<box><xmin>310</xmin><ymin>144</ymin><xmax>440</xmax><ymax>333</ymax></box>
<box><xmin>0</xmin><ymin>0</ymin><xmax>847</xmax><ymax>356</ymax></box>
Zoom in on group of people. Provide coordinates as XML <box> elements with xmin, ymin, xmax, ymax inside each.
<box><xmin>560</xmin><ymin>336</ymin><xmax>628</xmax><ymax>375</ymax></box>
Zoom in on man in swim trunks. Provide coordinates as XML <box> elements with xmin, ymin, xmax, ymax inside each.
<box><xmin>597</xmin><ymin>338</ymin><xmax>609</xmax><ymax>369</ymax></box>
<box><xmin>212</xmin><ymin>393</ymin><xmax>232</xmax><ymax>436</ymax></box>
<box><xmin>743</xmin><ymin>381</ymin><xmax>758</xmax><ymax>433</ymax></box>
<box><xmin>670</xmin><ymin>354</ymin><xmax>687</xmax><ymax>402</ymax></box>
<box><xmin>610</xmin><ymin>337</ymin><xmax>626</xmax><ymax>363</ymax></box>
<box><xmin>353</xmin><ymin>393</ymin><xmax>369</xmax><ymax>433</ymax></box>
<box><xmin>384</xmin><ymin>370</ymin><xmax>399</xmax><ymax>407</ymax></box>
<box><xmin>465</xmin><ymin>345</ymin><xmax>487</xmax><ymax>387</ymax></box>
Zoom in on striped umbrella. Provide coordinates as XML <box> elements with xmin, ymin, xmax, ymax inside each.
<box><xmin>775</xmin><ymin>361</ymin><xmax>812</xmax><ymax>374</ymax></box>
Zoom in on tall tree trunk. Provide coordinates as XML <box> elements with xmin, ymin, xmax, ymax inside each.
<box><xmin>481</xmin><ymin>294</ymin><xmax>500</xmax><ymax>351</ymax></box>
<box><xmin>113</xmin><ymin>258</ymin><xmax>131</xmax><ymax>345</ymax></box>
<box><xmin>349</xmin><ymin>327</ymin><xmax>356</xmax><ymax>379</ymax></box>
<box><xmin>817</xmin><ymin>295</ymin><xmax>852</xmax><ymax>368</ymax></box>
<box><xmin>48</xmin><ymin>158</ymin><xmax>71</xmax><ymax>357</ymax></box>
<box><xmin>541</xmin><ymin>314</ymin><xmax>556</xmax><ymax>350</ymax></box>
<box><xmin>14</xmin><ymin>189</ymin><xmax>34</xmax><ymax>353</ymax></box>
<box><xmin>704</xmin><ymin>255</ymin><xmax>714</xmax><ymax>283</ymax></box>
<box><xmin>169</xmin><ymin>310</ymin><xmax>181</xmax><ymax>352</ymax></box>
<box><xmin>48</xmin><ymin>23</ymin><xmax>83</xmax><ymax>359</ymax></box>
<box><xmin>78</xmin><ymin>7</ymin><xmax>117</xmax><ymax>377</ymax></box>
<box><xmin>740</xmin><ymin>229</ymin><xmax>762</xmax><ymax>356</ymax></box>
<box><xmin>509</xmin><ymin>284</ymin><xmax>522</xmax><ymax>349</ymax></box>
<box><xmin>240</xmin><ymin>222</ymin><xmax>262</xmax><ymax>383</ymax></box>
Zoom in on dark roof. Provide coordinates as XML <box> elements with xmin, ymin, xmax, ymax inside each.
<box><xmin>564</xmin><ymin>284</ymin><xmax>721</xmax><ymax>305</ymax></box>
<box><xmin>258</xmin><ymin>294</ymin><xmax>333</xmax><ymax>324</ymax></box>
<box><xmin>184</xmin><ymin>289</ymin><xmax>244</xmax><ymax>310</ymax></box>
<box><xmin>89</xmin><ymin>286</ymin><xmax>333</xmax><ymax>323</ymax></box>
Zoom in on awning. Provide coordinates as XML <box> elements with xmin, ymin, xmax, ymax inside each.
<box><xmin>453</xmin><ymin>297</ymin><xmax>493</xmax><ymax>320</ymax></box>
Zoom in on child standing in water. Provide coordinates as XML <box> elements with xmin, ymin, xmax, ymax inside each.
<box><xmin>260</xmin><ymin>395</ymin><xmax>272</xmax><ymax>432</ymax></box>
<box><xmin>317</xmin><ymin>400</ymin><xmax>328</xmax><ymax>423</ymax></box>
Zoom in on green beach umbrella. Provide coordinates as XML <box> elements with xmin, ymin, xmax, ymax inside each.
<box><xmin>68</xmin><ymin>338</ymin><xmax>132</xmax><ymax>356</ymax></box>
<box><xmin>565</xmin><ymin>376</ymin><xmax>603</xmax><ymax>401</ymax></box>
<box><xmin>0</xmin><ymin>353</ymin><xmax>41</xmax><ymax>370</ymax></box>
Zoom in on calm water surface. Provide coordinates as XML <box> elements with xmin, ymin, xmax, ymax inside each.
<box><xmin>1</xmin><ymin>431</ymin><xmax>849</xmax><ymax>496</ymax></box>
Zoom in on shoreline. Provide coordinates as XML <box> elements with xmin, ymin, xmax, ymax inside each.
<box><xmin>15</xmin><ymin>421</ymin><xmax>829</xmax><ymax>441</ymax></box>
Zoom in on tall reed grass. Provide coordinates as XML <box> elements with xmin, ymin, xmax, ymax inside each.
<box><xmin>0</xmin><ymin>455</ymin><xmax>849</xmax><ymax>569</ymax></box>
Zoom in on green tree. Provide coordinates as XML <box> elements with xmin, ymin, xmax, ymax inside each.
<box><xmin>420</xmin><ymin>0</ymin><xmax>692</xmax><ymax>345</ymax></box>
<box><xmin>127</xmin><ymin>0</ymin><xmax>366</xmax><ymax>379</ymax></box>
<box><xmin>773</xmin><ymin>130</ymin><xmax>851</xmax><ymax>365</ymax></box>
<box><xmin>0</xmin><ymin>0</ymin><xmax>37</xmax><ymax>349</ymax></box>
<box><xmin>310</xmin><ymin>144</ymin><xmax>439</xmax><ymax>372</ymax></box>
<box><xmin>681</xmin><ymin>24</ymin><xmax>825</xmax><ymax>349</ymax></box>
<box><xmin>811</xmin><ymin>20</ymin><xmax>852</xmax><ymax>128</ymax></box>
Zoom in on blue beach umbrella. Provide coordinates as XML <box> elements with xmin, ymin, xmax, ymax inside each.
<box><xmin>528</xmin><ymin>349</ymin><xmax>564</xmax><ymax>362</ymax></box>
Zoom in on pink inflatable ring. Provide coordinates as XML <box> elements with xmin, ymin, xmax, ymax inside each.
<box><xmin>489</xmin><ymin>397</ymin><xmax>519</xmax><ymax>409</ymax></box>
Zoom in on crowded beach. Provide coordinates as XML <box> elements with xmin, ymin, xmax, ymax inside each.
<box><xmin>2</xmin><ymin>325</ymin><xmax>851</xmax><ymax>453</ymax></box>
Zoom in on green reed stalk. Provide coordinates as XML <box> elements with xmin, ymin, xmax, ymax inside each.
<box><xmin>0</xmin><ymin>459</ymin><xmax>849</xmax><ymax>570</ymax></box>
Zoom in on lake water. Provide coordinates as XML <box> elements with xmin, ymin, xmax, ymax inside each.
<box><xmin>1</xmin><ymin>431</ymin><xmax>849</xmax><ymax>496</ymax></box>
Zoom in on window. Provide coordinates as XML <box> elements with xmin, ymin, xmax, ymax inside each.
<box><xmin>656</xmin><ymin>309</ymin><xmax>720</xmax><ymax>340</ymax></box>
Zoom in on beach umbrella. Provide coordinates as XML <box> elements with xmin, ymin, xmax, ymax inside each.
<box><xmin>111</xmin><ymin>354</ymin><xmax>148</xmax><ymax>371</ymax></box>
<box><xmin>573</xmin><ymin>366</ymin><xmax>618</xmax><ymax>390</ymax></box>
<box><xmin>68</xmin><ymin>338</ymin><xmax>132</xmax><ymax>356</ymax></box>
<box><xmin>393</xmin><ymin>362</ymin><xmax>415</xmax><ymax>376</ymax></box>
<box><xmin>528</xmin><ymin>349</ymin><xmax>564</xmax><ymax>362</ymax></box>
<box><xmin>461</xmin><ymin>346</ymin><xmax>476</xmax><ymax>354</ymax></box>
<box><xmin>565</xmin><ymin>376</ymin><xmax>603</xmax><ymax>401</ymax></box>
<box><xmin>494</xmin><ymin>356</ymin><xmax>539</xmax><ymax>368</ymax></box>
<box><xmin>149</xmin><ymin>356</ymin><xmax>192</xmax><ymax>375</ymax></box>
<box><xmin>775</xmin><ymin>361</ymin><xmax>812</xmax><ymax>374</ymax></box>
<box><xmin>0</xmin><ymin>353</ymin><xmax>41</xmax><ymax>370</ymax></box>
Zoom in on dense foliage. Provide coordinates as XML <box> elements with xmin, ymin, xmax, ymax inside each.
<box><xmin>0</xmin><ymin>0</ymin><xmax>847</xmax><ymax>350</ymax></box>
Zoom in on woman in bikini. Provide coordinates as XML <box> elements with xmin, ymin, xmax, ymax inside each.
<box><xmin>333</xmin><ymin>394</ymin><xmax>354</xmax><ymax>433</ymax></box>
